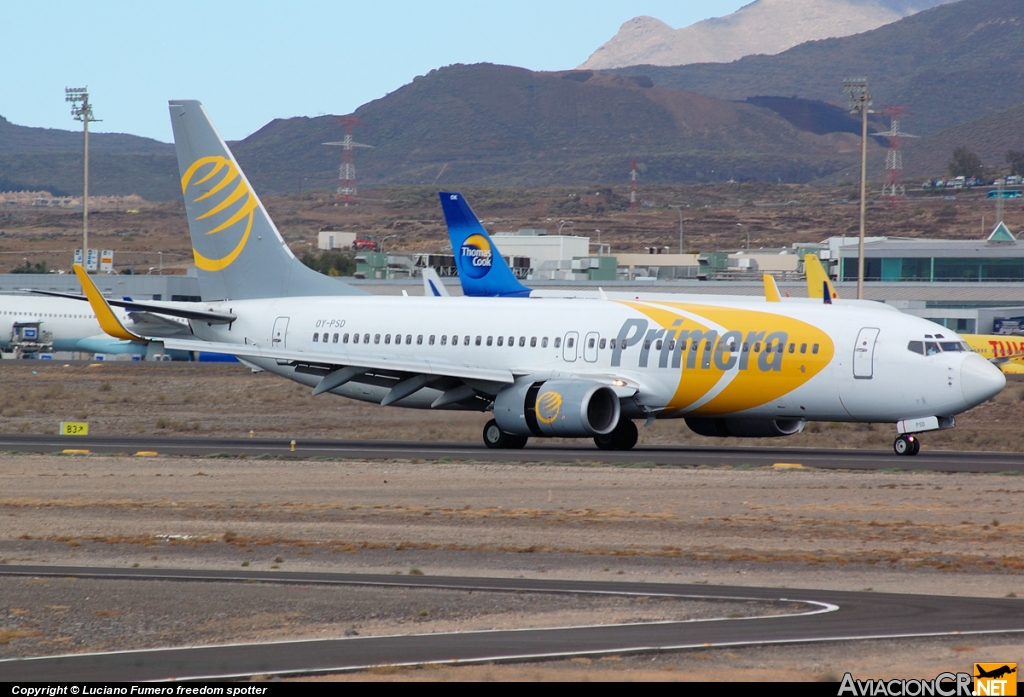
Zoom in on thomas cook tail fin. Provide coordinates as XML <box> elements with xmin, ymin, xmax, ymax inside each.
<box><xmin>168</xmin><ymin>100</ymin><xmax>367</xmax><ymax>301</ymax></box>
<box><xmin>439</xmin><ymin>192</ymin><xmax>531</xmax><ymax>298</ymax></box>
<box><xmin>804</xmin><ymin>254</ymin><xmax>838</xmax><ymax>302</ymax></box>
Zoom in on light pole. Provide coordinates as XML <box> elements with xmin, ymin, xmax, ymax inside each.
<box><xmin>738</xmin><ymin>223</ymin><xmax>749</xmax><ymax>250</ymax></box>
<box><xmin>557</xmin><ymin>219</ymin><xmax>573</xmax><ymax>235</ymax></box>
<box><xmin>844</xmin><ymin>77</ymin><xmax>872</xmax><ymax>299</ymax></box>
<box><xmin>668</xmin><ymin>205</ymin><xmax>684</xmax><ymax>253</ymax></box>
<box><xmin>65</xmin><ymin>87</ymin><xmax>100</xmax><ymax>271</ymax></box>
<box><xmin>380</xmin><ymin>234</ymin><xmax>398</xmax><ymax>254</ymax></box>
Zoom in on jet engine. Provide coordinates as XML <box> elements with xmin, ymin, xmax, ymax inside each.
<box><xmin>685</xmin><ymin>417</ymin><xmax>806</xmax><ymax>438</ymax></box>
<box><xmin>494</xmin><ymin>379</ymin><xmax>620</xmax><ymax>437</ymax></box>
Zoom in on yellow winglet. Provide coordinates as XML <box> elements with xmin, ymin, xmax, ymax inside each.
<box><xmin>73</xmin><ymin>264</ymin><xmax>143</xmax><ymax>341</ymax></box>
<box><xmin>804</xmin><ymin>254</ymin><xmax>838</xmax><ymax>301</ymax></box>
<box><xmin>763</xmin><ymin>274</ymin><xmax>782</xmax><ymax>303</ymax></box>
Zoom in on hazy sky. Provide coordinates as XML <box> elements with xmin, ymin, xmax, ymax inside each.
<box><xmin>0</xmin><ymin>1</ymin><xmax>751</xmax><ymax>142</ymax></box>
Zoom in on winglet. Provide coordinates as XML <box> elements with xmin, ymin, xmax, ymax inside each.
<box><xmin>804</xmin><ymin>254</ymin><xmax>838</xmax><ymax>301</ymax></box>
<box><xmin>763</xmin><ymin>274</ymin><xmax>781</xmax><ymax>302</ymax></box>
<box><xmin>73</xmin><ymin>264</ymin><xmax>144</xmax><ymax>341</ymax></box>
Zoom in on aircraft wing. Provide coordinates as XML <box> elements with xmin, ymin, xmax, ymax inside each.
<box><xmin>155</xmin><ymin>337</ymin><xmax>515</xmax><ymax>386</ymax></box>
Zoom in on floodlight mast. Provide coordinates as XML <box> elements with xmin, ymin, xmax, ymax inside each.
<box><xmin>65</xmin><ymin>87</ymin><xmax>100</xmax><ymax>270</ymax></box>
<box><xmin>844</xmin><ymin>77</ymin><xmax>871</xmax><ymax>300</ymax></box>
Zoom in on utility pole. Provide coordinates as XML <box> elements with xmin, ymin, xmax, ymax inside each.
<box><xmin>66</xmin><ymin>87</ymin><xmax>100</xmax><ymax>270</ymax></box>
<box><xmin>669</xmin><ymin>205</ymin><xmax>684</xmax><ymax>253</ymax></box>
<box><xmin>844</xmin><ymin>78</ymin><xmax>871</xmax><ymax>299</ymax></box>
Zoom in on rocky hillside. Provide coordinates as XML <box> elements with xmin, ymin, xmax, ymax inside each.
<box><xmin>580</xmin><ymin>0</ymin><xmax>956</xmax><ymax>69</ymax></box>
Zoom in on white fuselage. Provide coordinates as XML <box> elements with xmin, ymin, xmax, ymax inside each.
<box><xmin>0</xmin><ymin>295</ymin><xmax>139</xmax><ymax>354</ymax></box>
<box><xmin>188</xmin><ymin>294</ymin><xmax>1004</xmax><ymax>423</ymax></box>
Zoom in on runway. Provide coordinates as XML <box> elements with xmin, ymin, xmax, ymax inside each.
<box><xmin>0</xmin><ymin>566</ymin><xmax>1022</xmax><ymax>681</ymax></box>
<box><xmin>1</xmin><ymin>434</ymin><xmax>1022</xmax><ymax>472</ymax></box>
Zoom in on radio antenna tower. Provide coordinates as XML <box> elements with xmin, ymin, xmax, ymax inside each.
<box><xmin>629</xmin><ymin>159</ymin><xmax>638</xmax><ymax>210</ymax></box>
<box><xmin>873</xmin><ymin>105</ymin><xmax>917</xmax><ymax>205</ymax></box>
<box><xmin>322</xmin><ymin>116</ymin><xmax>373</xmax><ymax>206</ymax></box>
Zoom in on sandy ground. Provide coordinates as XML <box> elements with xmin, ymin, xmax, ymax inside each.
<box><xmin>1</xmin><ymin>453</ymin><xmax>1022</xmax><ymax>680</ymax></box>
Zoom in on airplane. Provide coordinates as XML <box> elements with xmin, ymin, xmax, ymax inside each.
<box><xmin>77</xmin><ymin>99</ymin><xmax>1006</xmax><ymax>457</ymax></box>
<box><xmin>0</xmin><ymin>293</ymin><xmax>170</xmax><ymax>357</ymax></box>
<box><xmin>975</xmin><ymin>665</ymin><xmax>1017</xmax><ymax>680</ymax></box>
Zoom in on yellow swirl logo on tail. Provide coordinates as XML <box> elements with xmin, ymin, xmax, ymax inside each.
<box><xmin>181</xmin><ymin>155</ymin><xmax>258</xmax><ymax>271</ymax></box>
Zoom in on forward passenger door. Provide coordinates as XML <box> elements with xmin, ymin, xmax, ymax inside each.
<box><xmin>562</xmin><ymin>331</ymin><xmax>578</xmax><ymax>362</ymax></box>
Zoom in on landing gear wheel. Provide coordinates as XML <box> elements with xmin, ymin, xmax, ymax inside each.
<box><xmin>482</xmin><ymin>419</ymin><xmax>528</xmax><ymax>449</ymax></box>
<box><xmin>506</xmin><ymin>434</ymin><xmax>529</xmax><ymax>450</ymax></box>
<box><xmin>594</xmin><ymin>419</ymin><xmax>639</xmax><ymax>451</ymax></box>
<box><xmin>894</xmin><ymin>434</ymin><xmax>920</xmax><ymax>456</ymax></box>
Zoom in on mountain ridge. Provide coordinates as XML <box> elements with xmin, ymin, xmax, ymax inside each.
<box><xmin>580</xmin><ymin>0</ymin><xmax>957</xmax><ymax>69</ymax></box>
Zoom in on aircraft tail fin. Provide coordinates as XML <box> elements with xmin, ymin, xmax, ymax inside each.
<box><xmin>804</xmin><ymin>254</ymin><xmax>838</xmax><ymax>301</ymax></box>
<box><xmin>438</xmin><ymin>192</ymin><xmax>531</xmax><ymax>298</ymax></box>
<box><xmin>763</xmin><ymin>274</ymin><xmax>781</xmax><ymax>303</ymax></box>
<box><xmin>421</xmin><ymin>267</ymin><xmax>451</xmax><ymax>297</ymax></box>
<box><xmin>168</xmin><ymin>100</ymin><xmax>367</xmax><ymax>301</ymax></box>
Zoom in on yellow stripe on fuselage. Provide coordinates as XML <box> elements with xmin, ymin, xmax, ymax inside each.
<box><xmin>617</xmin><ymin>301</ymin><xmax>835</xmax><ymax>415</ymax></box>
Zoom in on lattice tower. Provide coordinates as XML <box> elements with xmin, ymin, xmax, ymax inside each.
<box><xmin>322</xmin><ymin>116</ymin><xmax>373</xmax><ymax>206</ymax></box>
<box><xmin>873</xmin><ymin>105</ymin><xmax>917</xmax><ymax>205</ymax></box>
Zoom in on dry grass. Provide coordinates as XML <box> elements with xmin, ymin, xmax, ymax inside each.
<box><xmin>1</xmin><ymin>362</ymin><xmax>1021</xmax><ymax>450</ymax></box>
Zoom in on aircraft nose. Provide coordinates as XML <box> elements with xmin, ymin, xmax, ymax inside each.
<box><xmin>961</xmin><ymin>352</ymin><xmax>1006</xmax><ymax>407</ymax></box>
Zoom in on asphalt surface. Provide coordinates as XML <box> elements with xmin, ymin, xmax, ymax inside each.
<box><xmin>1</xmin><ymin>434</ymin><xmax>1023</xmax><ymax>472</ymax></box>
<box><xmin>0</xmin><ymin>566</ymin><xmax>1022</xmax><ymax>681</ymax></box>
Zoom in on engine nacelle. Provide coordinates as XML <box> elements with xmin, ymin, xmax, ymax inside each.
<box><xmin>494</xmin><ymin>379</ymin><xmax>620</xmax><ymax>438</ymax></box>
<box><xmin>685</xmin><ymin>417</ymin><xmax>806</xmax><ymax>438</ymax></box>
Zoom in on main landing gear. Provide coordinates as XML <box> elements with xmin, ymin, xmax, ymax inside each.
<box><xmin>594</xmin><ymin>419</ymin><xmax>639</xmax><ymax>451</ymax></box>
<box><xmin>893</xmin><ymin>434</ymin><xmax>920</xmax><ymax>457</ymax></box>
<box><xmin>482</xmin><ymin>419</ymin><xmax>528</xmax><ymax>449</ymax></box>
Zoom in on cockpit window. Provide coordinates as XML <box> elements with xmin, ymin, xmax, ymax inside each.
<box><xmin>940</xmin><ymin>342</ymin><xmax>963</xmax><ymax>352</ymax></box>
<box><xmin>925</xmin><ymin>342</ymin><xmax>940</xmax><ymax>355</ymax></box>
<box><xmin>907</xmin><ymin>341</ymin><xmax>924</xmax><ymax>355</ymax></box>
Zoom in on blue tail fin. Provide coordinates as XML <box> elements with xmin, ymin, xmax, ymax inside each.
<box><xmin>439</xmin><ymin>192</ymin><xmax>532</xmax><ymax>298</ymax></box>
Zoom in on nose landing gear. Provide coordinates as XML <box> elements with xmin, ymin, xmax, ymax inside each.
<box><xmin>893</xmin><ymin>434</ymin><xmax>920</xmax><ymax>456</ymax></box>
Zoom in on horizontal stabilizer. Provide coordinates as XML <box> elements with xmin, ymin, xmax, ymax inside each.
<box><xmin>25</xmin><ymin>289</ymin><xmax>235</xmax><ymax>323</ymax></box>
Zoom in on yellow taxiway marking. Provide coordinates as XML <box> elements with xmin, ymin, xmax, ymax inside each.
<box><xmin>135</xmin><ymin>451</ymin><xmax>159</xmax><ymax>457</ymax></box>
<box><xmin>61</xmin><ymin>449</ymin><xmax>90</xmax><ymax>455</ymax></box>
<box><xmin>772</xmin><ymin>462</ymin><xmax>804</xmax><ymax>469</ymax></box>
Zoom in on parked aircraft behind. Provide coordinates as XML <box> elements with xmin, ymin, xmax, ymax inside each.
<box><xmin>0</xmin><ymin>293</ymin><xmax>154</xmax><ymax>356</ymax></box>
<box><xmin>80</xmin><ymin>100</ymin><xmax>1006</xmax><ymax>456</ymax></box>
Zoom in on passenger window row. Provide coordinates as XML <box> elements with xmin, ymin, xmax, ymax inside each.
<box><xmin>310</xmin><ymin>332</ymin><xmax>569</xmax><ymax>348</ymax></box>
<box><xmin>307</xmin><ymin>331</ymin><xmax>821</xmax><ymax>358</ymax></box>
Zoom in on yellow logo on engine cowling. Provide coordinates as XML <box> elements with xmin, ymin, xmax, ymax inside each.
<box><xmin>536</xmin><ymin>391</ymin><xmax>563</xmax><ymax>424</ymax></box>
<box><xmin>181</xmin><ymin>155</ymin><xmax>259</xmax><ymax>272</ymax></box>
